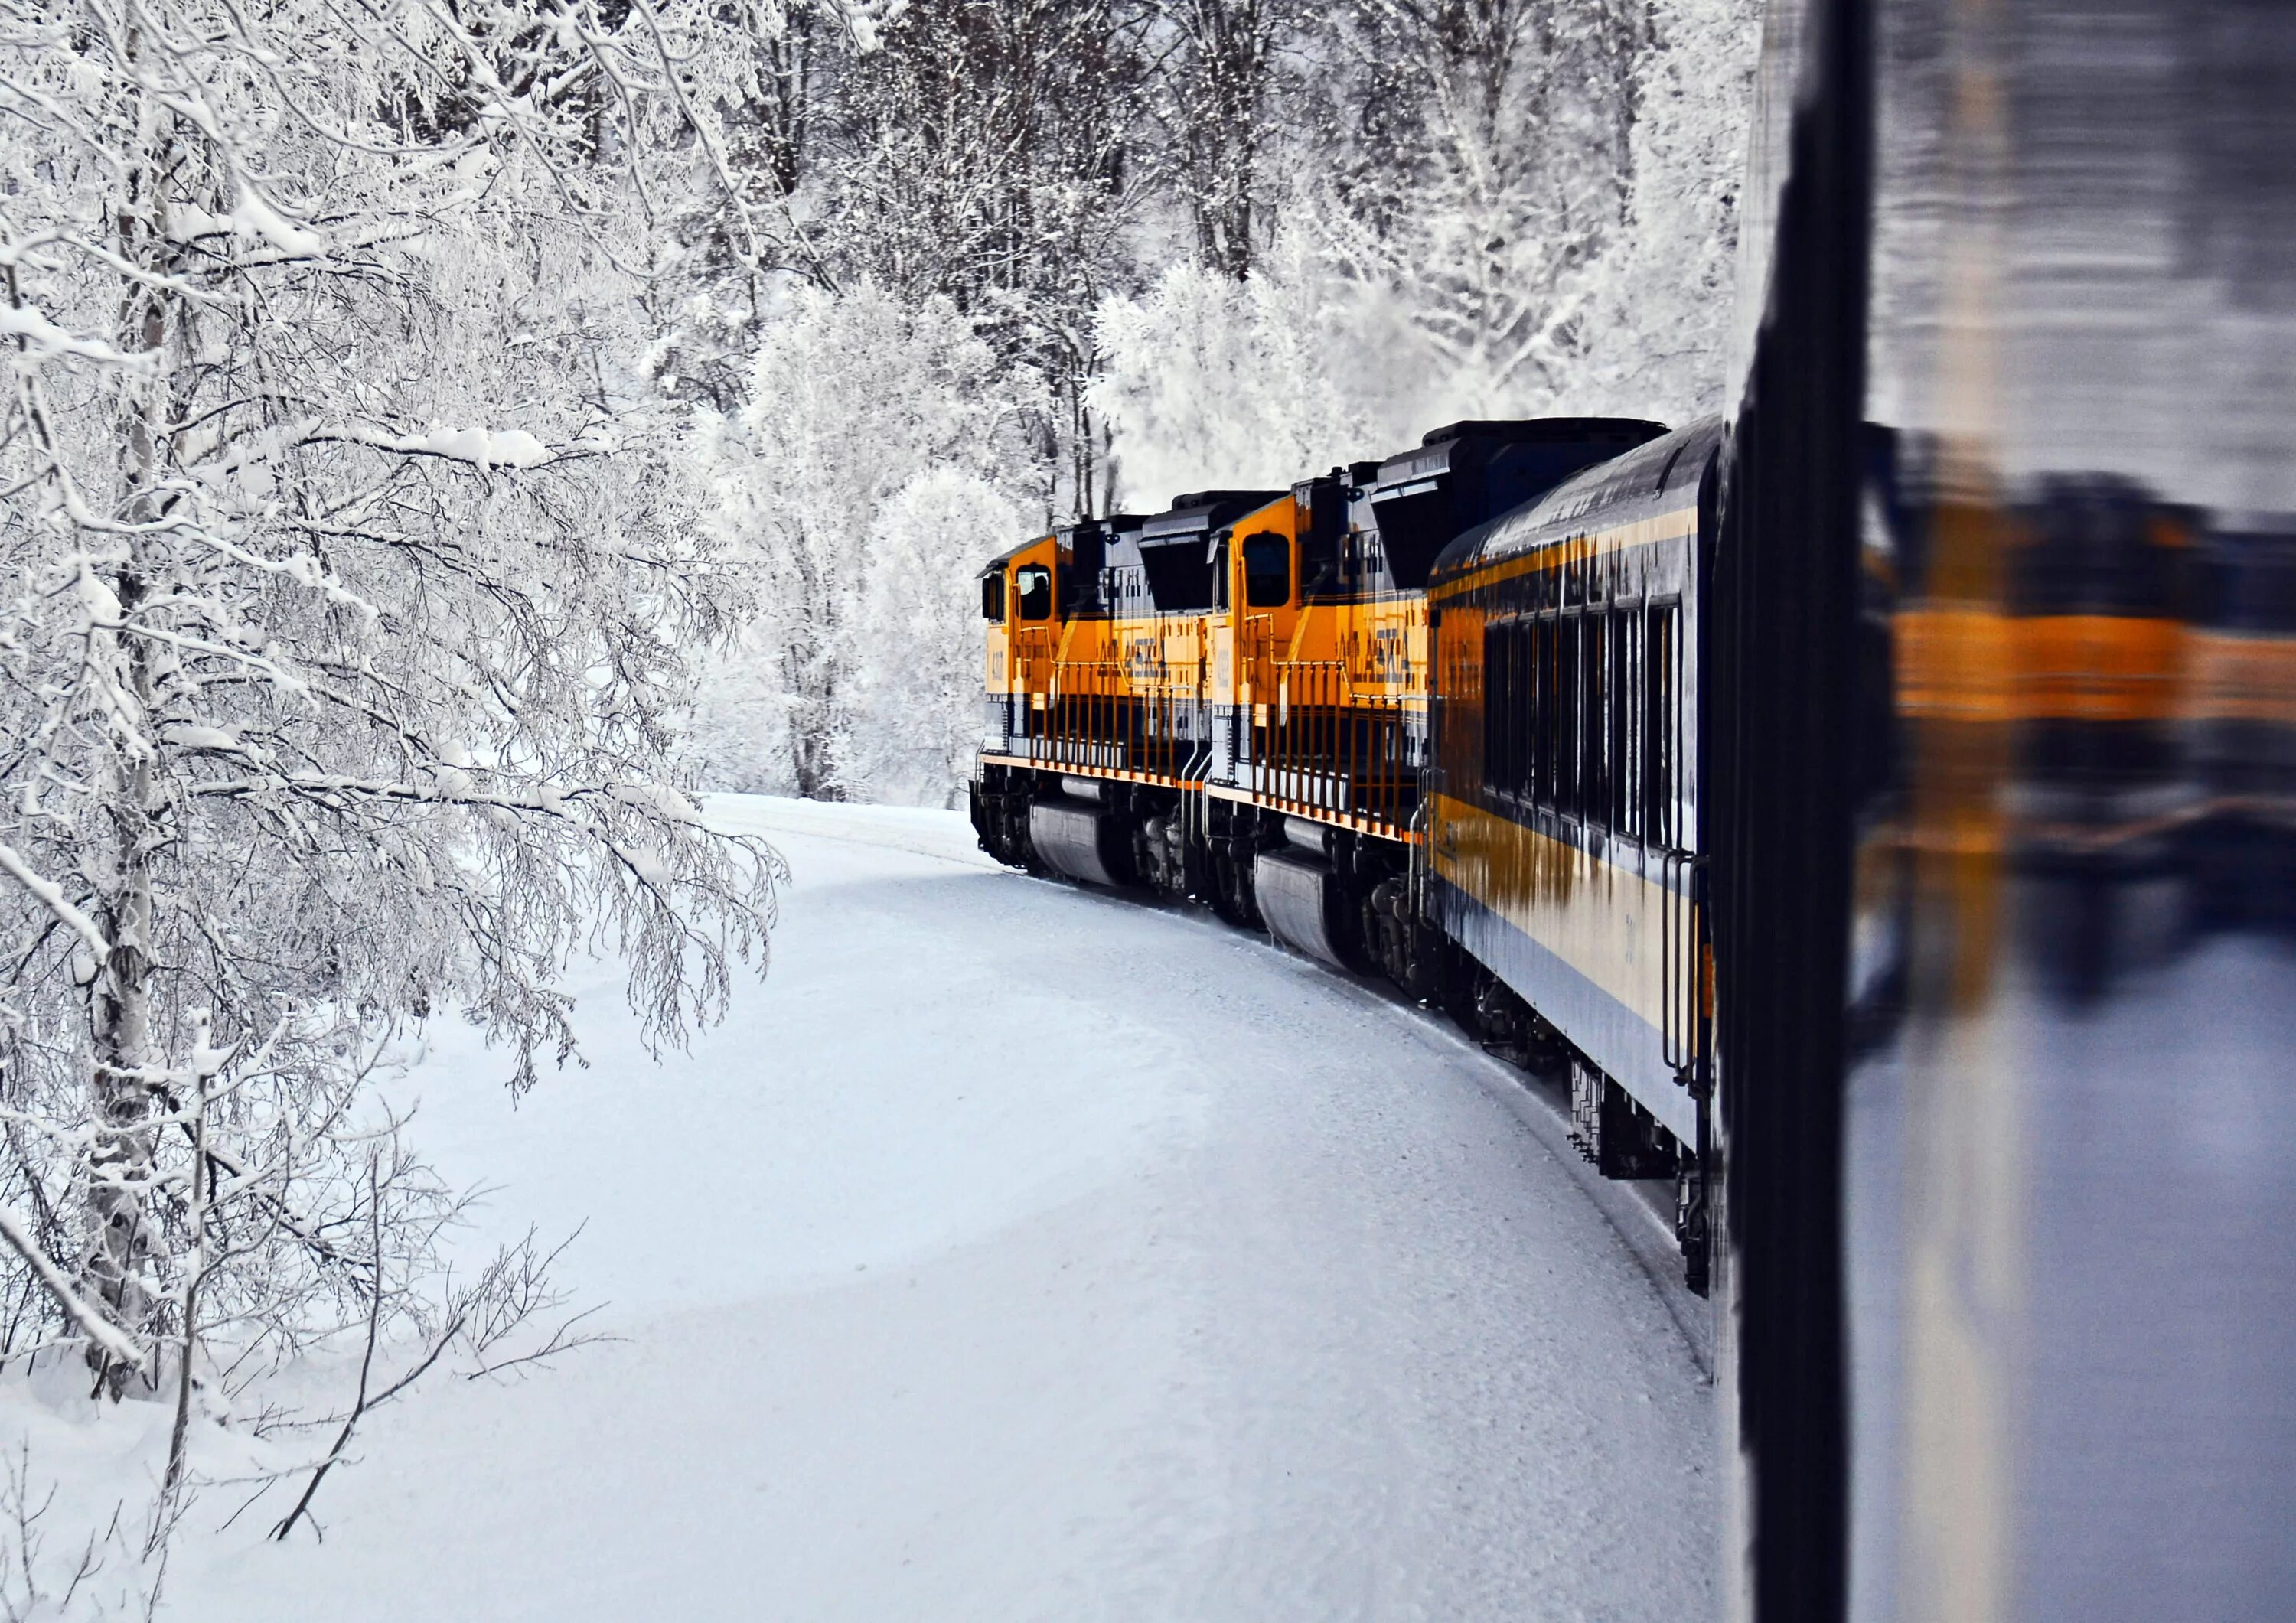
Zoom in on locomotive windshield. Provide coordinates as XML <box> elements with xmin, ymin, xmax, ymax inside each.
<box><xmin>1014</xmin><ymin>564</ymin><xmax>1052</xmax><ymax>621</ymax></box>
<box><xmin>980</xmin><ymin>572</ymin><xmax>1005</xmax><ymax>622</ymax></box>
<box><xmin>1242</xmin><ymin>532</ymin><xmax>1290</xmax><ymax>607</ymax></box>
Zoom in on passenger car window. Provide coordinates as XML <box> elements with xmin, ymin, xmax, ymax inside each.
<box><xmin>1242</xmin><ymin>532</ymin><xmax>1290</xmax><ymax>608</ymax></box>
<box><xmin>1015</xmin><ymin>564</ymin><xmax>1052</xmax><ymax>621</ymax></box>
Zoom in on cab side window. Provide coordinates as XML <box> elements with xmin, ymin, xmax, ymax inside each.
<box><xmin>1015</xmin><ymin>564</ymin><xmax>1052</xmax><ymax>621</ymax></box>
<box><xmin>1242</xmin><ymin>532</ymin><xmax>1290</xmax><ymax>608</ymax></box>
<box><xmin>981</xmin><ymin>572</ymin><xmax>1006</xmax><ymax>622</ymax></box>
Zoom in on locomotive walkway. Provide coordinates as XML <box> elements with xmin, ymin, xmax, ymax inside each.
<box><xmin>168</xmin><ymin>796</ymin><xmax>1715</xmax><ymax>1622</ymax></box>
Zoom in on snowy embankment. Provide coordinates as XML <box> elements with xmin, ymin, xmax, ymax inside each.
<box><xmin>131</xmin><ymin>795</ymin><xmax>1713</xmax><ymax>1619</ymax></box>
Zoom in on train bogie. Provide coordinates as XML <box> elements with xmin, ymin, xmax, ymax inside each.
<box><xmin>1568</xmin><ymin>1059</ymin><xmax>1681</xmax><ymax>1182</ymax></box>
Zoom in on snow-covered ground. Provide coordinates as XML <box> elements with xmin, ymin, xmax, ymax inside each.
<box><xmin>117</xmin><ymin>796</ymin><xmax>1709</xmax><ymax>1618</ymax></box>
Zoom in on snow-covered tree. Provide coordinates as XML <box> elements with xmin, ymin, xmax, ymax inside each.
<box><xmin>817</xmin><ymin>0</ymin><xmax>1148</xmax><ymax>517</ymax></box>
<box><xmin>1091</xmin><ymin>231</ymin><xmax>1414</xmax><ymax>506</ymax></box>
<box><xmin>1575</xmin><ymin>0</ymin><xmax>1762</xmax><ymax>418</ymax></box>
<box><xmin>0</xmin><ymin>0</ymin><xmax>780</xmax><ymax>1416</ymax></box>
<box><xmin>852</xmin><ymin>468</ymin><xmax>1029</xmax><ymax>805</ymax></box>
<box><xmin>647</xmin><ymin>0</ymin><xmax>853</xmax><ymax>413</ymax></box>
<box><xmin>677</xmin><ymin>0</ymin><xmax>1762</xmax><ymax>796</ymax></box>
<box><xmin>1144</xmin><ymin>0</ymin><xmax>1298</xmax><ymax>282</ymax></box>
<box><xmin>691</xmin><ymin>282</ymin><xmax>1039</xmax><ymax>802</ymax></box>
<box><xmin>1303</xmin><ymin>0</ymin><xmax>1652</xmax><ymax>412</ymax></box>
<box><xmin>1094</xmin><ymin>0</ymin><xmax>1760</xmax><ymax>503</ymax></box>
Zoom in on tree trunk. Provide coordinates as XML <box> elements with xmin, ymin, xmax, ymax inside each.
<box><xmin>1181</xmin><ymin>0</ymin><xmax>1268</xmax><ymax>282</ymax></box>
<box><xmin>83</xmin><ymin>73</ymin><xmax>178</xmax><ymax>1396</ymax></box>
<box><xmin>84</xmin><ymin>574</ymin><xmax>161</xmax><ymax>1399</ymax></box>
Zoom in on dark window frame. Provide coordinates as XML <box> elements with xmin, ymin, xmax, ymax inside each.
<box><xmin>1478</xmin><ymin>589</ymin><xmax>1684</xmax><ymax>852</ymax></box>
<box><xmin>1644</xmin><ymin>598</ymin><xmax>1680</xmax><ymax>850</ymax></box>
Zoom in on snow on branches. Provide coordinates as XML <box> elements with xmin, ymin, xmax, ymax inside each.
<box><xmin>656</xmin><ymin>0</ymin><xmax>1760</xmax><ymax>813</ymax></box>
<box><xmin>688</xmin><ymin>282</ymin><xmax>1035</xmax><ymax>803</ymax></box>
<box><xmin>0</xmin><ymin>0</ymin><xmax>783</xmax><ymax>1499</ymax></box>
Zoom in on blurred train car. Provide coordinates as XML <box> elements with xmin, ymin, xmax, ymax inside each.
<box><xmin>2188</xmin><ymin>524</ymin><xmax>2296</xmax><ymax>929</ymax></box>
<box><xmin>1724</xmin><ymin>0</ymin><xmax>2296</xmax><ymax>1617</ymax></box>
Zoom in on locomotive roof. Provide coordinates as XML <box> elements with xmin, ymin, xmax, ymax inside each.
<box><xmin>980</xmin><ymin>533</ymin><xmax>1054</xmax><ymax>575</ymax></box>
<box><xmin>977</xmin><ymin>513</ymin><xmax>1148</xmax><ymax>578</ymax></box>
<box><xmin>1429</xmin><ymin>416</ymin><xmax>1725</xmax><ymax>582</ymax></box>
<box><xmin>1140</xmin><ymin>490</ymin><xmax>1283</xmax><ymax>546</ymax></box>
<box><xmin>1373</xmin><ymin>416</ymin><xmax>1667</xmax><ymax>497</ymax></box>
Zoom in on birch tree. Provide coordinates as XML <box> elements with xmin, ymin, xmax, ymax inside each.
<box><xmin>0</xmin><ymin>0</ymin><xmax>779</xmax><ymax>1406</ymax></box>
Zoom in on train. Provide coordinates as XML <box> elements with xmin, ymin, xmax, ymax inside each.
<box><xmin>964</xmin><ymin>402</ymin><xmax>2249</xmax><ymax>1299</ymax></box>
<box><xmin>970</xmin><ymin>414</ymin><xmax>1726</xmax><ymax>1289</ymax></box>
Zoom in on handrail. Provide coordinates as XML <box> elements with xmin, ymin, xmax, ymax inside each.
<box><xmin>1244</xmin><ymin>656</ymin><xmax>1418</xmax><ymax>826</ymax></box>
<box><xmin>1662</xmin><ymin>848</ymin><xmax>1686</xmax><ymax>1073</ymax></box>
<box><xmin>1658</xmin><ymin>847</ymin><xmax>1705</xmax><ymax>1080</ymax></box>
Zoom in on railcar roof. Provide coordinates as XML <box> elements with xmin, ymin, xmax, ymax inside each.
<box><xmin>1430</xmin><ymin>416</ymin><xmax>1724</xmax><ymax>582</ymax></box>
<box><xmin>1140</xmin><ymin>491</ymin><xmax>1283</xmax><ymax>546</ymax></box>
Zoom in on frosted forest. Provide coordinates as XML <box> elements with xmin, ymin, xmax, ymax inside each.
<box><xmin>0</xmin><ymin>0</ymin><xmax>1756</xmax><ymax>1612</ymax></box>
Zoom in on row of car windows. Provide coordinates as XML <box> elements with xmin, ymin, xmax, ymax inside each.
<box><xmin>1482</xmin><ymin>602</ymin><xmax>1679</xmax><ymax>849</ymax></box>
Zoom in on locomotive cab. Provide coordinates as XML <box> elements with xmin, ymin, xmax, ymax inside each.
<box><xmin>1212</xmin><ymin>486</ymin><xmax>1327</xmax><ymax>712</ymax></box>
<box><xmin>979</xmin><ymin>535</ymin><xmax>1059</xmax><ymax>753</ymax></box>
